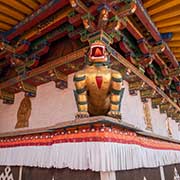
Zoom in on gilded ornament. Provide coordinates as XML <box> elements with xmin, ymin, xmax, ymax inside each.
<box><xmin>74</xmin><ymin>40</ymin><xmax>123</xmax><ymax>119</ymax></box>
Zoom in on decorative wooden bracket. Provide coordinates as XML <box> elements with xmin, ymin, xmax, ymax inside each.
<box><xmin>140</xmin><ymin>89</ymin><xmax>156</xmax><ymax>102</ymax></box>
<box><xmin>19</xmin><ymin>81</ymin><xmax>37</xmax><ymax>97</ymax></box>
<box><xmin>82</xmin><ymin>13</ymin><xmax>95</xmax><ymax>32</ymax></box>
<box><xmin>151</xmin><ymin>97</ymin><xmax>166</xmax><ymax>109</ymax></box>
<box><xmin>87</xmin><ymin>30</ymin><xmax>113</xmax><ymax>45</ymax></box>
<box><xmin>69</xmin><ymin>0</ymin><xmax>89</xmax><ymax>14</ymax></box>
<box><xmin>149</xmin><ymin>43</ymin><xmax>165</xmax><ymax>54</ymax></box>
<box><xmin>48</xmin><ymin>69</ymin><xmax>68</xmax><ymax>89</ymax></box>
<box><xmin>124</xmin><ymin>73</ymin><xmax>139</xmax><ymax>82</ymax></box>
<box><xmin>139</xmin><ymin>54</ymin><xmax>153</xmax><ymax>68</ymax></box>
<box><xmin>128</xmin><ymin>81</ymin><xmax>145</xmax><ymax>95</ymax></box>
<box><xmin>159</xmin><ymin>103</ymin><xmax>171</xmax><ymax>114</ymax></box>
<box><xmin>167</xmin><ymin>107</ymin><xmax>178</xmax><ymax>118</ymax></box>
<box><xmin>0</xmin><ymin>90</ymin><xmax>15</xmax><ymax>104</ymax></box>
<box><xmin>0</xmin><ymin>41</ymin><xmax>14</xmax><ymax>53</ymax></box>
<box><xmin>111</xmin><ymin>1</ymin><xmax>137</xmax><ymax>18</ymax></box>
<box><xmin>170</xmin><ymin>92</ymin><xmax>180</xmax><ymax>99</ymax></box>
<box><xmin>158</xmin><ymin>77</ymin><xmax>172</xmax><ymax>87</ymax></box>
<box><xmin>173</xmin><ymin>112</ymin><xmax>180</xmax><ymax>122</ymax></box>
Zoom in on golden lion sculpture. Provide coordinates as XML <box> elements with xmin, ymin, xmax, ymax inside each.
<box><xmin>74</xmin><ymin>41</ymin><xmax>123</xmax><ymax>119</ymax></box>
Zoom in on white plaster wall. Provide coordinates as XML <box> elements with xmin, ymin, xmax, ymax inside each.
<box><xmin>0</xmin><ymin>74</ymin><xmax>180</xmax><ymax>140</ymax></box>
<box><xmin>149</xmin><ymin>99</ymin><xmax>168</xmax><ymax>137</ymax></box>
<box><xmin>169</xmin><ymin>118</ymin><xmax>180</xmax><ymax>139</ymax></box>
<box><xmin>0</xmin><ymin>74</ymin><xmax>77</xmax><ymax>133</ymax></box>
<box><xmin>121</xmin><ymin>81</ymin><xmax>146</xmax><ymax>130</ymax></box>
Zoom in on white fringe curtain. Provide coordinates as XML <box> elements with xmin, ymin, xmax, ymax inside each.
<box><xmin>0</xmin><ymin>142</ymin><xmax>180</xmax><ymax>171</ymax></box>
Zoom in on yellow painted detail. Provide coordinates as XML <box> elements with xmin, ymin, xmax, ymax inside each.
<box><xmin>110</xmin><ymin>104</ymin><xmax>119</xmax><ymax>111</ymax></box>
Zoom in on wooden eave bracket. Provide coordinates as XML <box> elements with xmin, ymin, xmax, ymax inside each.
<box><xmin>19</xmin><ymin>81</ymin><xmax>37</xmax><ymax>97</ymax></box>
<box><xmin>0</xmin><ymin>90</ymin><xmax>15</xmax><ymax>104</ymax></box>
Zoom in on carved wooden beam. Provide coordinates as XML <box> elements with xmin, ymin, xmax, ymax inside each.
<box><xmin>0</xmin><ymin>47</ymin><xmax>87</xmax><ymax>90</ymax></box>
<box><xmin>151</xmin><ymin>97</ymin><xmax>165</xmax><ymax>109</ymax></box>
<box><xmin>140</xmin><ymin>89</ymin><xmax>156</xmax><ymax>102</ymax></box>
<box><xmin>124</xmin><ymin>73</ymin><xmax>139</xmax><ymax>82</ymax></box>
<box><xmin>159</xmin><ymin>103</ymin><xmax>171</xmax><ymax>114</ymax></box>
<box><xmin>109</xmin><ymin>46</ymin><xmax>180</xmax><ymax>113</ymax></box>
<box><xmin>128</xmin><ymin>81</ymin><xmax>145</xmax><ymax>95</ymax></box>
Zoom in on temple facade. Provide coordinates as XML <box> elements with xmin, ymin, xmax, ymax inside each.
<box><xmin>0</xmin><ymin>0</ymin><xmax>180</xmax><ymax>180</ymax></box>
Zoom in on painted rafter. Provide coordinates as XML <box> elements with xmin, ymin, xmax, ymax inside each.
<box><xmin>147</xmin><ymin>0</ymin><xmax>180</xmax><ymax>16</ymax></box>
<box><xmin>144</xmin><ymin>0</ymin><xmax>162</xmax><ymax>9</ymax></box>
<box><xmin>4</xmin><ymin>0</ymin><xmax>69</xmax><ymax>40</ymax></box>
<box><xmin>168</xmin><ymin>41</ymin><xmax>180</xmax><ymax>47</ymax></box>
<box><xmin>171</xmin><ymin>33</ymin><xmax>180</xmax><ymax>41</ymax></box>
<box><xmin>135</xmin><ymin>0</ymin><xmax>179</xmax><ymax>68</ymax></box>
<box><xmin>155</xmin><ymin>16</ymin><xmax>180</xmax><ymax>28</ymax></box>
<box><xmin>151</xmin><ymin>5</ymin><xmax>180</xmax><ymax>22</ymax></box>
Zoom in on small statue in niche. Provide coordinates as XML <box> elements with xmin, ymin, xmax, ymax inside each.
<box><xmin>74</xmin><ymin>40</ymin><xmax>123</xmax><ymax>119</ymax></box>
<box><xmin>16</xmin><ymin>96</ymin><xmax>31</xmax><ymax>128</ymax></box>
